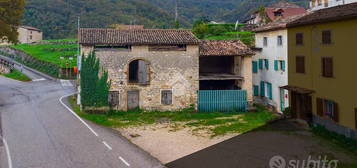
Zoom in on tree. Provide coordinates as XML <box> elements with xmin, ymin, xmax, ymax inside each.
<box><xmin>0</xmin><ymin>0</ymin><xmax>25</xmax><ymax>43</ymax></box>
<box><xmin>80</xmin><ymin>51</ymin><xmax>111</xmax><ymax>108</ymax></box>
<box><xmin>192</xmin><ymin>20</ymin><xmax>209</xmax><ymax>39</ymax></box>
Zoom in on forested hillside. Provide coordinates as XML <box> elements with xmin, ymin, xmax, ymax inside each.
<box><xmin>22</xmin><ymin>0</ymin><xmax>308</xmax><ymax>39</ymax></box>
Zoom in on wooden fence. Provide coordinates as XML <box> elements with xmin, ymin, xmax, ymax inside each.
<box><xmin>198</xmin><ymin>90</ymin><xmax>247</xmax><ymax>112</ymax></box>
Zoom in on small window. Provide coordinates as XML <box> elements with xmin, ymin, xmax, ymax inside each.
<box><xmin>253</xmin><ymin>85</ymin><xmax>259</xmax><ymax>96</ymax></box>
<box><xmin>296</xmin><ymin>56</ymin><xmax>305</xmax><ymax>73</ymax></box>
<box><xmin>277</xmin><ymin>35</ymin><xmax>283</xmax><ymax>46</ymax></box>
<box><xmin>128</xmin><ymin>60</ymin><xmax>150</xmax><ymax>85</ymax></box>
<box><xmin>322</xmin><ymin>30</ymin><xmax>332</xmax><ymax>44</ymax></box>
<box><xmin>263</xmin><ymin>37</ymin><xmax>268</xmax><ymax>47</ymax></box>
<box><xmin>296</xmin><ymin>33</ymin><xmax>304</xmax><ymax>45</ymax></box>
<box><xmin>161</xmin><ymin>90</ymin><xmax>173</xmax><ymax>105</ymax></box>
<box><xmin>264</xmin><ymin>59</ymin><xmax>269</xmax><ymax>70</ymax></box>
<box><xmin>108</xmin><ymin>91</ymin><xmax>119</xmax><ymax>106</ymax></box>
<box><xmin>29</xmin><ymin>35</ymin><xmax>32</xmax><ymax>40</ymax></box>
<box><xmin>274</xmin><ymin>60</ymin><xmax>286</xmax><ymax>71</ymax></box>
<box><xmin>317</xmin><ymin>98</ymin><xmax>339</xmax><ymax>122</ymax></box>
<box><xmin>322</xmin><ymin>57</ymin><xmax>333</xmax><ymax>77</ymax></box>
<box><xmin>149</xmin><ymin>45</ymin><xmax>186</xmax><ymax>51</ymax></box>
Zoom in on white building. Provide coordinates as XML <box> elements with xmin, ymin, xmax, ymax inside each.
<box><xmin>252</xmin><ymin>17</ymin><xmax>302</xmax><ymax>112</ymax></box>
<box><xmin>310</xmin><ymin>0</ymin><xmax>357</xmax><ymax>11</ymax></box>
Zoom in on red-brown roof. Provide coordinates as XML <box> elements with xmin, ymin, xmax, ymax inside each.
<box><xmin>20</xmin><ymin>26</ymin><xmax>42</xmax><ymax>32</ymax></box>
<box><xmin>265</xmin><ymin>7</ymin><xmax>306</xmax><ymax>21</ymax></box>
<box><xmin>287</xmin><ymin>2</ymin><xmax>357</xmax><ymax>27</ymax></box>
<box><xmin>199</xmin><ymin>40</ymin><xmax>254</xmax><ymax>56</ymax></box>
<box><xmin>79</xmin><ymin>28</ymin><xmax>200</xmax><ymax>45</ymax></box>
<box><xmin>253</xmin><ymin>14</ymin><xmax>308</xmax><ymax>32</ymax></box>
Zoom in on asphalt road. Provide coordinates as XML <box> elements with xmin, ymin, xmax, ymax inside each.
<box><xmin>0</xmin><ymin>71</ymin><xmax>164</xmax><ymax>168</ymax></box>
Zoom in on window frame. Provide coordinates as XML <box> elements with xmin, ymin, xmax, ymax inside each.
<box><xmin>161</xmin><ymin>89</ymin><xmax>173</xmax><ymax>105</ymax></box>
<box><xmin>263</xmin><ymin>37</ymin><xmax>268</xmax><ymax>47</ymax></box>
<box><xmin>277</xmin><ymin>35</ymin><xmax>283</xmax><ymax>46</ymax></box>
<box><xmin>317</xmin><ymin>98</ymin><xmax>339</xmax><ymax>122</ymax></box>
<box><xmin>321</xmin><ymin>57</ymin><xmax>333</xmax><ymax>78</ymax></box>
<box><xmin>128</xmin><ymin>59</ymin><xmax>150</xmax><ymax>85</ymax></box>
<box><xmin>322</xmin><ymin>30</ymin><xmax>332</xmax><ymax>45</ymax></box>
<box><xmin>296</xmin><ymin>56</ymin><xmax>305</xmax><ymax>74</ymax></box>
<box><xmin>295</xmin><ymin>33</ymin><xmax>304</xmax><ymax>46</ymax></box>
<box><xmin>108</xmin><ymin>91</ymin><xmax>120</xmax><ymax>106</ymax></box>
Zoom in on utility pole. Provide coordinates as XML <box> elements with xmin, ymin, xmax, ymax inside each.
<box><xmin>175</xmin><ymin>0</ymin><xmax>178</xmax><ymax>23</ymax></box>
<box><xmin>77</xmin><ymin>16</ymin><xmax>81</xmax><ymax>106</ymax></box>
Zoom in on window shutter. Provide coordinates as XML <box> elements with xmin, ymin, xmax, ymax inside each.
<box><xmin>274</xmin><ymin>60</ymin><xmax>279</xmax><ymax>71</ymax></box>
<box><xmin>333</xmin><ymin>102</ymin><xmax>339</xmax><ymax>122</ymax></box>
<box><xmin>259</xmin><ymin>59</ymin><xmax>263</xmax><ymax>69</ymax></box>
<box><xmin>265</xmin><ymin>59</ymin><xmax>269</xmax><ymax>69</ymax></box>
<box><xmin>281</xmin><ymin>60</ymin><xmax>286</xmax><ymax>71</ymax></box>
<box><xmin>316</xmin><ymin>98</ymin><xmax>323</xmax><ymax>116</ymax></box>
<box><xmin>161</xmin><ymin>90</ymin><xmax>173</xmax><ymax>105</ymax></box>
<box><xmin>253</xmin><ymin>85</ymin><xmax>259</xmax><ymax>96</ymax></box>
<box><xmin>260</xmin><ymin>81</ymin><xmax>265</xmax><ymax>97</ymax></box>
<box><xmin>296</xmin><ymin>56</ymin><xmax>305</xmax><ymax>73</ymax></box>
<box><xmin>252</xmin><ymin>61</ymin><xmax>258</xmax><ymax>73</ymax></box>
<box><xmin>268</xmin><ymin>83</ymin><xmax>273</xmax><ymax>99</ymax></box>
<box><xmin>296</xmin><ymin>33</ymin><xmax>303</xmax><ymax>45</ymax></box>
<box><xmin>322</xmin><ymin>30</ymin><xmax>331</xmax><ymax>44</ymax></box>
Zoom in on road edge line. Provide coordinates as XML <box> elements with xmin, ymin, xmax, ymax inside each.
<box><xmin>2</xmin><ymin>137</ymin><xmax>12</xmax><ymax>168</ymax></box>
<box><xmin>59</xmin><ymin>93</ymin><xmax>99</xmax><ymax>137</ymax></box>
<box><xmin>119</xmin><ymin>156</ymin><xmax>130</xmax><ymax>167</ymax></box>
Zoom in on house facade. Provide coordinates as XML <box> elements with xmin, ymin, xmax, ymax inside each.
<box><xmin>310</xmin><ymin>0</ymin><xmax>357</xmax><ymax>11</ymax></box>
<box><xmin>79</xmin><ymin>28</ymin><xmax>200</xmax><ymax>111</ymax></box>
<box><xmin>284</xmin><ymin>3</ymin><xmax>357</xmax><ymax>138</ymax></box>
<box><xmin>252</xmin><ymin>18</ymin><xmax>296</xmax><ymax>112</ymax></box>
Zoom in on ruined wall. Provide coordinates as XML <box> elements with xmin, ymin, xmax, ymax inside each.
<box><xmin>81</xmin><ymin>45</ymin><xmax>199</xmax><ymax>111</ymax></box>
<box><xmin>235</xmin><ymin>55</ymin><xmax>253</xmax><ymax>102</ymax></box>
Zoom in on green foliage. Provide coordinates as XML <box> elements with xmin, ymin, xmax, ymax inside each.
<box><xmin>311</xmin><ymin>125</ymin><xmax>357</xmax><ymax>156</ymax></box>
<box><xmin>0</xmin><ymin>0</ymin><xmax>25</xmax><ymax>44</ymax></box>
<box><xmin>1</xmin><ymin>69</ymin><xmax>31</xmax><ymax>81</ymax></box>
<box><xmin>192</xmin><ymin>23</ymin><xmax>209</xmax><ymax>39</ymax></box>
<box><xmin>11</xmin><ymin>42</ymin><xmax>77</xmax><ymax>68</ymax></box>
<box><xmin>80</xmin><ymin>51</ymin><xmax>110</xmax><ymax>108</ymax></box>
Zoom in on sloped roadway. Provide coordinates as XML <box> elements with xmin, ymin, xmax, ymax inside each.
<box><xmin>0</xmin><ymin>70</ymin><xmax>164</xmax><ymax>168</ymax></box>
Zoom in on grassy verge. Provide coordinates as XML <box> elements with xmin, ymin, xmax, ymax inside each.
<box><xmin>11</xmin><ymin>40</ymin><xmax>77</xmax><ymax>68</ymax></box>
<box><xmin>1</xmin><ymin>69</ymin><xmax>31</xmax><ymax>81</ymax></box>
<box><xmin>68</xmin><ymin>95</ymin><xmax>277</xmax><ymax>136</ymax></box>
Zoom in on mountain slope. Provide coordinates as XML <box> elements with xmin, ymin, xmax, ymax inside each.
<box><xmin>23</xmin><ymin>0</ymin><xmax>180</xmax><ymax>39</ymax></box>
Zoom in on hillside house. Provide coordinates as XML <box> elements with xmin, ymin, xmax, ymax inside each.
<box><xmin>244</xmin><ymin>2</ymin><xmax>306</xmax><ymax>25</ymax></box>
<box><xmin>79</xmin><ymin>29</ymin><xmax>253</xmax><ymax>112</ymax></box>
<box><xmin>0</xmin><ymin>26</ymin><xmax>43</xmax><ymax>45</ymax></box>
<box><xmin>284</xmin><ymin>2</ymin><xmax>357</xmax><ymax>139</ymax></box>
<box><xmin>309</xmin><ymin>0</ymin><xmax>357</xmax><ymax>11</ymax></box>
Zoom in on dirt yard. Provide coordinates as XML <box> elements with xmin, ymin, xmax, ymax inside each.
<box><xmin>118</xmin><ymin>122</ymin><xmax>239</xmax><ymax>163</ymax></box>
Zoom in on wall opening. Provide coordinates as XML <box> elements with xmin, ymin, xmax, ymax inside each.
<box><xmin>128</xmin><ymin>59</ymin><xmax>150</xmax><ymax>85</ymax></box>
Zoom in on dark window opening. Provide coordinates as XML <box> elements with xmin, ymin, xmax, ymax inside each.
<box><xmin>95</xmin><ymin>45</ymin><xmax>131</xmax><ymax>51</ymax></box>
<box><xmin>263</xmin><ymin>37</ymin><xmax>268</xmax><ymax>47</ymax></box>
<box><xmin>322</xmin><ymin>57</ymin><xmax>333</xmax><ymax>77</ymax></box>
<box><xmin>128</xmin><ymin>60</ymin><xmax>150</xmax><ymax>84</ymax></box>
<box><xmin>317</xmin><ymin>98</ymin><xmax>339</xmax><ymax>122</ymax></box>
<box><xmin>277</xmin><ymin>35</ymin><xmax>283</xmax><ymax>46</ymax></box>
<box><xmin>199</xmin><ymin>56</ymin><xmax>234</xmax><ymax>74</ymax></box>
<box><xmin>149</xmin><ymin>45</ymin><xmax>187</xmax><ymax>51</ymax></box>
<box><xmin>200</xmin><ymin>80</ymin><xmax>239</xmax><ymax>90</ymax></box>
<box><xmin>296</xmin><ymin>56</ymin><xmax>305</xmax><ymax>73</ymax></box>
<box><xmin>296</xmin><ymin>33</ymin><xmax>304</xmax><ymax>45</ymax></box>
<box><xmin>161</xmin><ymin>90</ymin><xmax>173</xmax><ymax>105</ymax></box>
<box><xmin>322</xmin><ymin>30</ymin><xmax>332</xmax><ymax>44</ymax></box>
<box><xmin>108</xmin><ymin>91</ymin><xmax>119</xmax><ymax>106</ymax></box>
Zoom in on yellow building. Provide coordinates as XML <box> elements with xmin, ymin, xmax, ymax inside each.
<box><xmin>283</xmin><ymin>2</ymin><xmax>357</xmax><ymax>137</ymax></box>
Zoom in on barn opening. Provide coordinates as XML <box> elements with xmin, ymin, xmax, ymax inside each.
<box><xmin>128</xmin><ymin>59</ymin><xmax>150</xmax><ymax>84</ymax></box>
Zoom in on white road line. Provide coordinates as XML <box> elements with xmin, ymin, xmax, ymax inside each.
<box><xmin>59</xmin><ymin>93</ymin><xmax>99</xmax><ymax>137</ymax></box>
<box><xmin>119</xmin><ymin>156</ymin><xmax>130</xmax><ymax>167</ymax></box>
<box><xmin>32</xmin><ymin>78</ymin><xmax>46</xmax><ymax>82</ymax></box>
<box><xmin>102</xmin><ymin>141</ymin><xmax>112</xmax><ymax>150</ymax></box>
<box><xmin>2</xmin><ymin>137</ymin><xmax>13</xmax><ymax>168</ymax></box>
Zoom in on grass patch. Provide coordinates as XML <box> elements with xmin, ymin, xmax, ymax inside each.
<box><xmin>1</xmin><ymin>69</ymin><xmax>31</xmax><ymax>81</ymax></box>
<box><xmin>11</xmin><ymin>41</ymin><xmax>77</xmax><ymax>68</ymax></box>
<box><xmin>68</xmin><ymin>95</ymin><xmax>277</xmax><ymax>136</ymax></box>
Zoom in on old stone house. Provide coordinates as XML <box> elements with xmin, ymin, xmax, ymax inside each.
<box><xmin>79</xmin><ymin>28</ymin><xmax>200</xmax><ymax>111</ymax></box>
<box><xmin>79</xmin><ymin>28</ymin><xmax>254</xmax><ymax>111</ymax></box>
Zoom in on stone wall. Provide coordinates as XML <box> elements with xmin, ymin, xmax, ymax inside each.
<box><xmin>0</xmin><ymin>64</ymin><xmax>11</xmax><ymax>74</ymax></box>
<box><xmin>81</xmin><ymin>45</ymin><xmax>199</xmax><ymax>111</ymax></box>
<box><xmin>313</xmin><ymin>114</ymin><xmax>357</xmax><ymax>140</ymax></box>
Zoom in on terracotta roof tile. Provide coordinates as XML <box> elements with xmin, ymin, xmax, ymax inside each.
<box><xmin>199</xmin><ymin>40</ymin><xmax>254</xmax><ymax>56</ymax></box>
<box><xmin>253</xmin><ymin>14</ymin><xmax>308</xmax><ymax>32</ymax></box>
<box><xmin>79</xmin><ymin>28</ymin><xmax>200</xmax><ymax>45</ymax></box>
<box><xmin>287</xmin><ymin>2</ymin><xmax>357</xmax><ymax>27</ymax></box>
